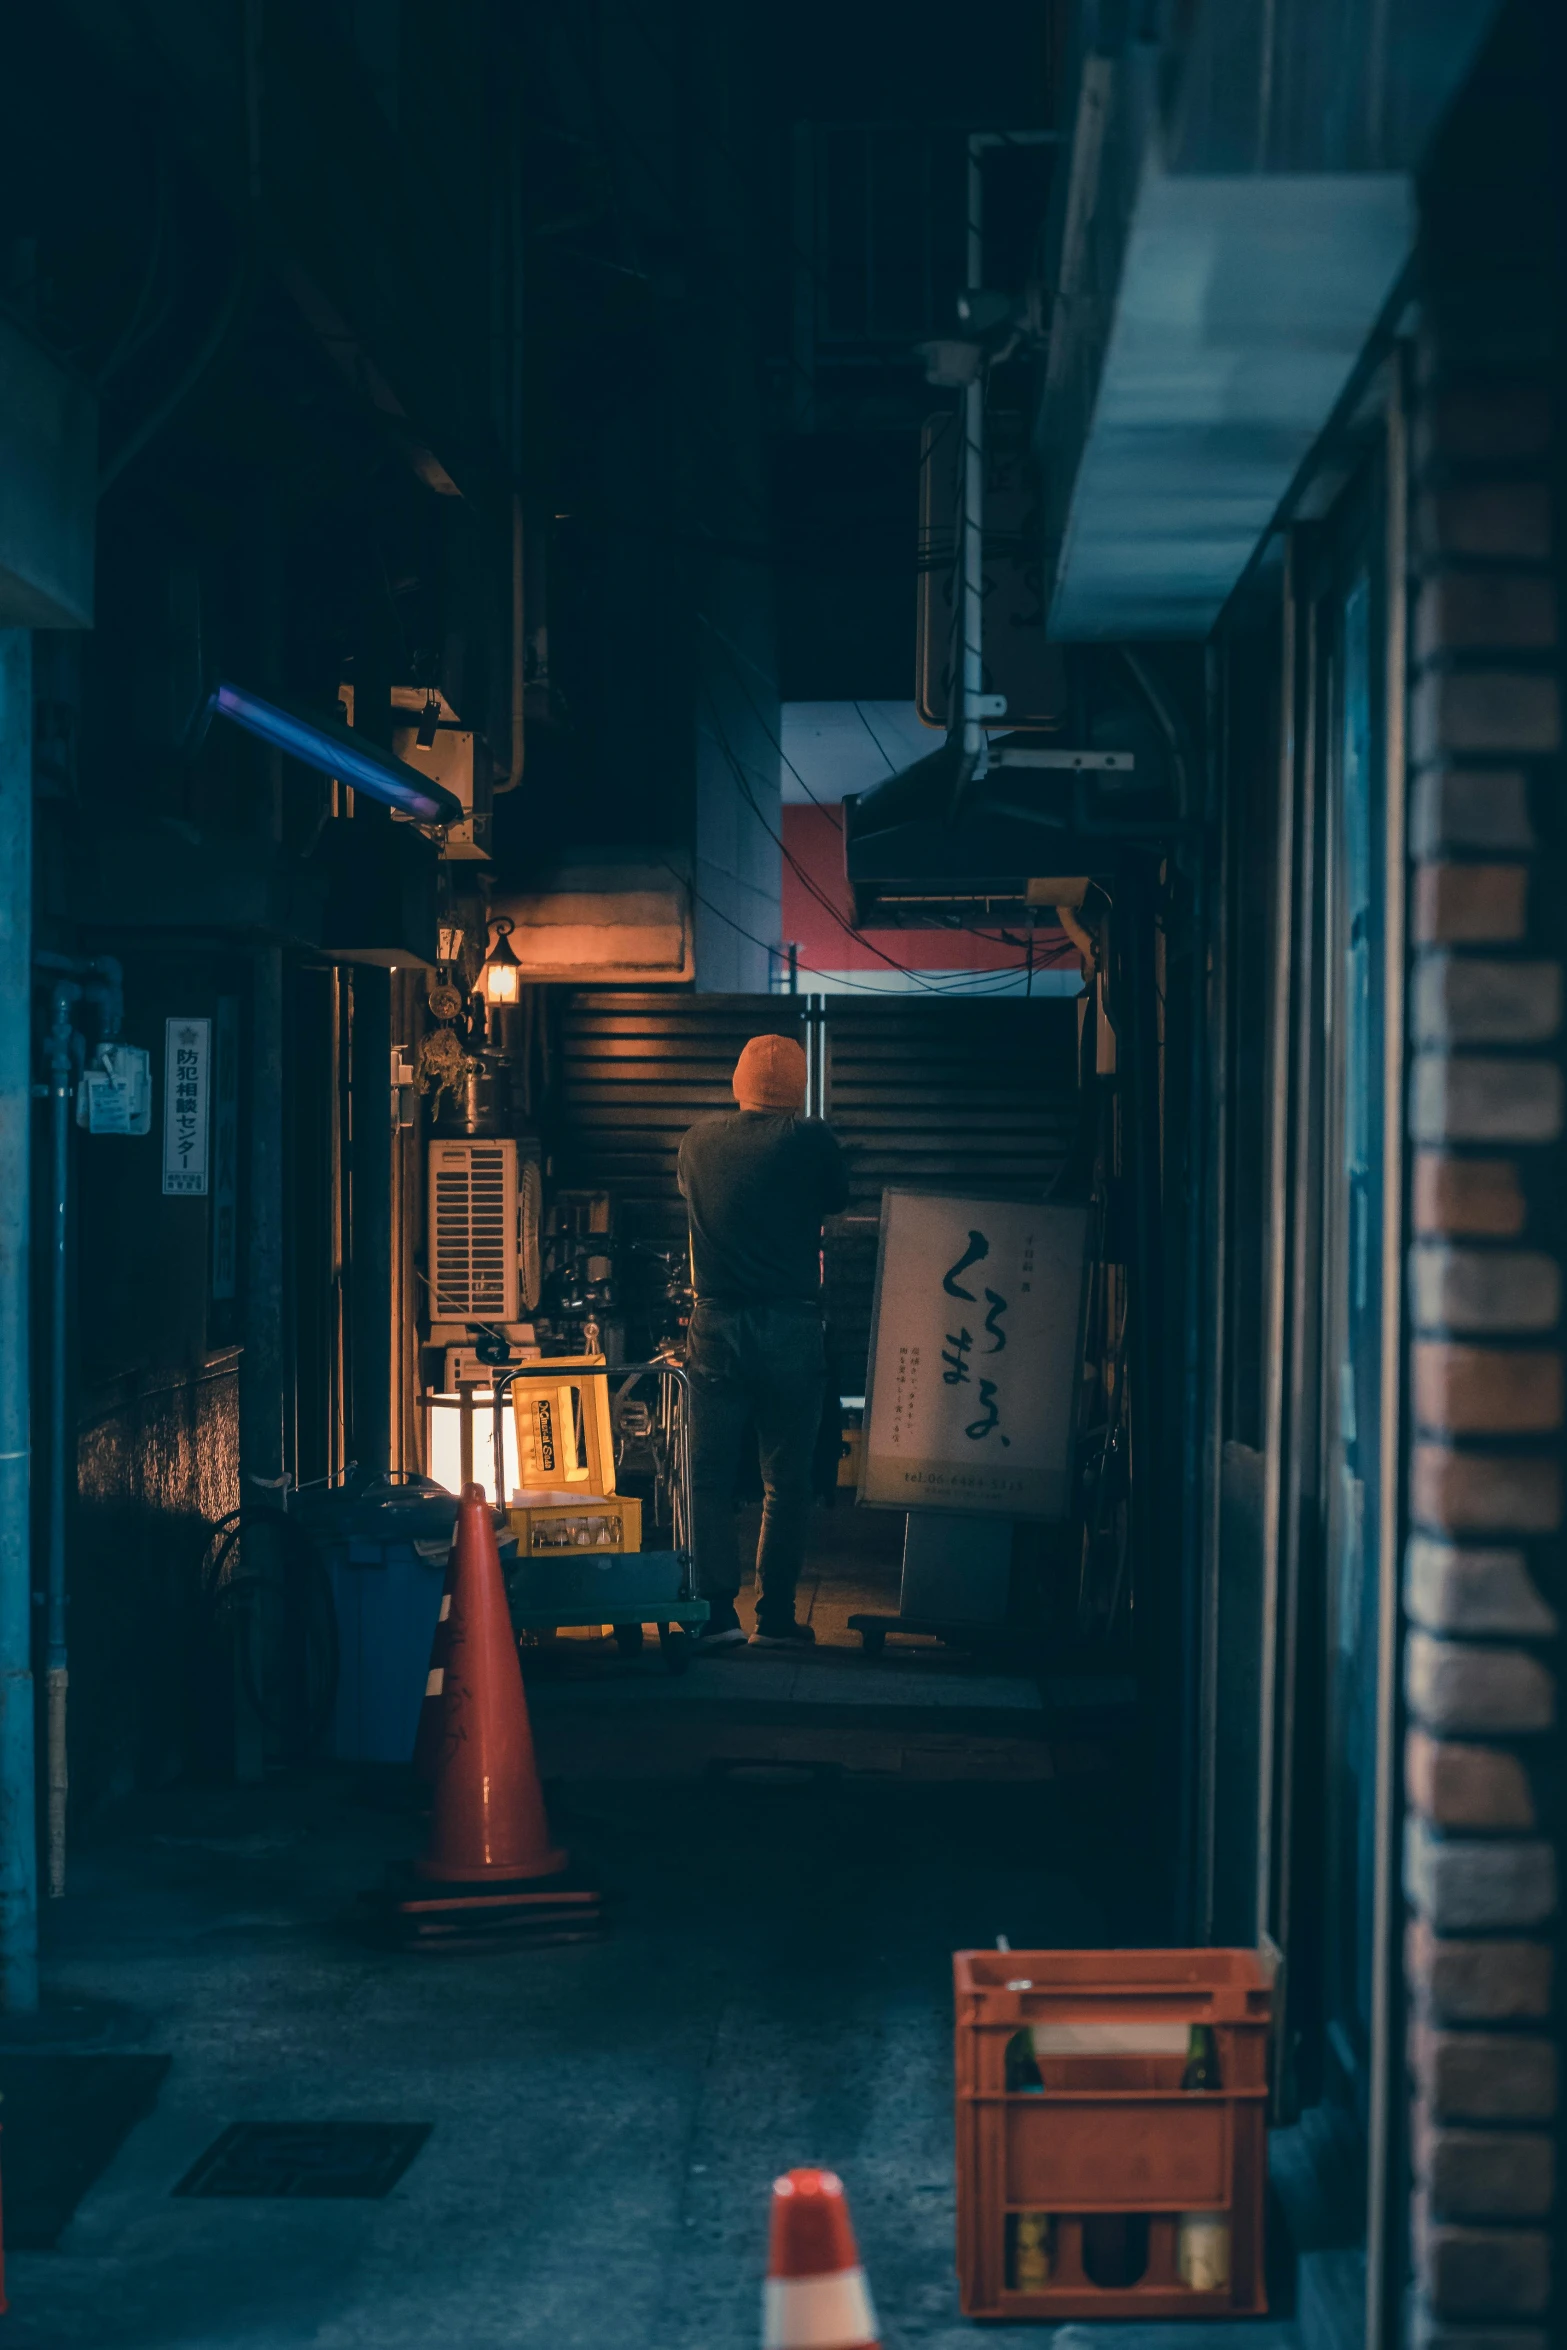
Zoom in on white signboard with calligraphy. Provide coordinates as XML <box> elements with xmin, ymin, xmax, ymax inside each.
<box><xmin>162</xmin><ymin>1017</ymin><xmax>211</xmax><ymax>1197</ymax></box>
<box><xmin>860</xmin><ymin>1190</ymin><xmax>1089</xmax><ymax>1520</ymax></box>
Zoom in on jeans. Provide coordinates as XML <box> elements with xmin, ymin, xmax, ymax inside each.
<box><xmin>687</xmin><ymin>1300</ymin><xmax>825</xmax><ymax>1627</ymax></box>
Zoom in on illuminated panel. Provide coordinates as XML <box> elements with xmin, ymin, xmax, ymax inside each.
<box><xmin>210</xmin><ymin>682</ymin><xmax>463</xmax><ymax>825</ymax></box>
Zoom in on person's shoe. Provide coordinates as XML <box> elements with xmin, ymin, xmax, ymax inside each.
<box><xmin>748</xmin><ymin>1617</ymin><xmax>816</xmax><ymax>1649</ymax></box>
<box><xmin>696</xmin><ymin>1603</ymin><xmax>747</xmax><ymax>1651</ymax></box>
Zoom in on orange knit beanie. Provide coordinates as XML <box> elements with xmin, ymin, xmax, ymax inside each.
<box><xmin>733</xmin><ymin>1033</ymin><xmax>808</xmax><ymax>1112</ymax></box>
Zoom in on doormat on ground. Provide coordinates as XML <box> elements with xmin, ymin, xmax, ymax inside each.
<box><xmin>0</xmin><ymin>2052</ymin><xmax>172</xmax><ymax>2248</ymax></box>
<box><xmin>175</xmin><ymin>2121</ymin><xmax>431</xmax><ymax>2198</ymax></box>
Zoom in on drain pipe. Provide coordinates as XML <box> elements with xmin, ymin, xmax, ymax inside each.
<box><xmin>41</xmin><ymin>982</ymin><xmax>76</xmax><ymax>1902</ymax></box>
<box><xmin>959</xmin><ymin>138</ymin><xmax>987</xmax><ymax>767</ymax></box>
<box><xmin>950</xmin><ymin>129</ymin><xmax>1056</xmax><ymax>807</ymax></box>
<box><xmin>0</xmin><ymin>633</ymin><xmax>37</xmax><ymax>2009</ymax></box>
<box><xmin>491</xmin><ymin>495</ymin><xmax>526</xmax><ymax>796</ymax></box>
<box><xmin>34</xmin><ymin>949</ymin><xmax>122</xmax><ymax>1900</ymax></box>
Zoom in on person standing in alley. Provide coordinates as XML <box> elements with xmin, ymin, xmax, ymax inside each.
<box><xmin>677</xmin><ymin>1033</ymin><xmax>848</xmax><ymax>1649</ymax></box>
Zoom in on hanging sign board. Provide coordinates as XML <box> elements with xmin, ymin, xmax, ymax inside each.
<box><xmin>162</xmin><ymin>1016</ymin><xmax>211</xmax><ymax>1196</ymax></box>
<box><xmin>860</xmin><ymin>1189</ymin><xmax>1089</xmax><ymax>1521</ymax></box>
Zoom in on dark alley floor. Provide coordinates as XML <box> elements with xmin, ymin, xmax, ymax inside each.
<box><xmin>2</xmin><ymin>1594</ymin><xmax>1299</xmax><ymax>2349</ymax></box>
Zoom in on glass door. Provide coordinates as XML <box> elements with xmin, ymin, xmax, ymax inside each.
<box><xmin>1316</xmin><ymin>548</ymin><xmax>1385</xmax><ymax>2116</ymax></box>
<box><xmin>1266</xmin><ymin>478</ymin><xmax>1390</xmax><ymax>2133</ymax></box>
<box><xmin>1248</xmin><ymin>406</ymin><xmax>1406</xmax><ymax>2347</ymax></box>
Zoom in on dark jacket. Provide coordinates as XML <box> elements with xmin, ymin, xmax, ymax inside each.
<box><xmin>677</xmin><ymin>1111</ymin><xmax>849</xmax><ymax>1305</ymax></box>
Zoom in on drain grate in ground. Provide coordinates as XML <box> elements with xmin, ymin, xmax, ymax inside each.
<box><xmin>174</xmin><ymin>2121</ymin><xmax>431</xmax><ymax>2199</ymax></box>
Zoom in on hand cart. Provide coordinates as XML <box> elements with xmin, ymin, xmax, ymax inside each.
<box><xmin>462</xmin><ymin>1358</ymin><xmax>708</xmax><ymax>1673</ymax></box>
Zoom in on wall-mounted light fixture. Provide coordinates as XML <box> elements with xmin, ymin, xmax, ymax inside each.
<box><xmin>197</xmin><ymin>682</ymin><xmax>464</xmax><ymax>827</ymax></box>
<box><xmin>476</xmin><ymin>916</ymin><xmax>522</xmax><ymax>1005</ymax></box>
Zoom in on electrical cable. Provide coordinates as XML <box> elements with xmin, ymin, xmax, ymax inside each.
<box><xmin>696</xmin><ymin>613</ymin><xmax>852</xmax><ymax>826</ymax></box>
<box><xmin>698</xmin><ymin>684</ymin><xmax>943</xmax><ymax>990</ymax></box>
<box><xmin>98</xmin><ymin>243</ymin><xmax>252</xmax><ymax>499</ymax></box>
<box><xmin>577</xmin><ymin>0</ymin><xmax>849</xmax><ymax>413</ymax></box>
<box><xmin>699</xmin><ymin>698</ymin><xmax>1059</xmax><ymax>1000</ymax></box>
<box><xmin>536</xmin><ymin>38</ymin><xmax>1057</xmax><ymax>1003</ymax></box>
<box><xmin>663</xmin><ymin>859</ymin><xmax>944</xmax><ymax>995</ymax></box>
<box><xmin>852</xmin><ymin>701</ymin><xmax>900</xmax><ymax>777</ymax></box>
<box><xmin>199</xmin><ymin>1506</ymin><xmax>339</xmax><ymax>1753</ymax></box>
<box><xmin>667</xmin><ymin>832</ymin><xmax>1057</xmax><ymax>1001</ymax></box>
<box><xmin>681</xmin><ymin>893</ymin><xmax>1044</xmax><ymax>999</ymax></box>
<box><xmin>96</xmin><ymin>148</ymin><xmax>174</xmax><ymax>388</ymax></box>
<box><xmin>695</xmin><ymin>620</ymin><xmax>1051</xmax><ymax>995</ymax></box>
<box><xmin>553</xmin><ymin>4</ymin><xmax>1009</xmax><ymax>555</ymax></box>
<box><xmin>704</xmin><ymin>687</ymin><xmax>1039</xmax><ymax>998</ymax></box>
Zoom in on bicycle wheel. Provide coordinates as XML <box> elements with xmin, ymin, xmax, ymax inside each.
<box><xmin>200</xmin><ymin>1507</ymin><xmax>340</xmax><ymax>1756</ymax></box>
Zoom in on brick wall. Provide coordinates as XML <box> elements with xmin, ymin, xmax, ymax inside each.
<box><xmin>1400</xmin><ymin>42</ymin><xmax>1563</xmax><ymax>2341</ymax></box>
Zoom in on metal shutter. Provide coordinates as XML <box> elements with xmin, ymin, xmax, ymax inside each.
<box><xmin>555</xmin><ymin>992</ymin><xmax>1079</xmax><ymax>1387</ymax></box>
<box><xmin>557</xmin><ymin>994</ymin><xmax>808</xmax><ymax>1251</ymax></box>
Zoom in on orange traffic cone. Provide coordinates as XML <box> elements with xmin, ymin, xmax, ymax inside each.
<box><xmin>380</xmin><ymin>1486</ymin><xmax>600</xmax><ymax>1945</ymax></box>
<box><xmin>764</xmin><ymin>2170</ymin><xmax>879</xmax><ymax>2350</ymax></box>
<box><xmin>411</xmin><ymin>1544</ymin><xmax>456</xmax><ymax>1785</ymax></box>
<box><xmin>417</xmin><ymin>1484</ymin><xmax>562</xmax><ymax>1882</ymax></box>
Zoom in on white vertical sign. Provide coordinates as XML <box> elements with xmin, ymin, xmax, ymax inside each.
<box><xmin>162</xmin><ymin>1017</ymin><xmax>212</xmax><ymax>1196</ymax></box>
<box><xmin>861</xmin><ymin>1190</ymin><xmax>1089</xmax><ymax>1519</ymax></box>
<box><xmin>211</xmin><ymin>997</ymin><xmax>240</xmax><ymax>1292</ymax></box>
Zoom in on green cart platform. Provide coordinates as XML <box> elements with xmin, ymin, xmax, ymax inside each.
<box><xmin>485</xmin><ymin>1359</ymin><xmax>708</xmax><ymax>1673</ymax></box>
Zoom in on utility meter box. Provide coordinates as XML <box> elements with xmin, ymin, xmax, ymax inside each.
<box><xmin>337</xmin><ymin>682</ymin><xmax>493</xmax><ymax>861</ymax></box>
<box><xmin>391</xmin><ymin>720</ymin><xmax>492</xmax><ymax>861</ymax></box>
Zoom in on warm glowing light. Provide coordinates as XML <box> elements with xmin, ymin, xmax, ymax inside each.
<box><xmin>477</xmin><ymin>917</ymin><xmax>522</xmax><ymax>1004</ymax></box>
<box><xmin>426</xmin><ymin>1391</ymin><xmax>521</xmax><ymax>1502</ymax></box>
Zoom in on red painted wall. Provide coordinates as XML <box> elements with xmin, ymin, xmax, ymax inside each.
<box><xmin>780</xmin><ymin>804</ymin><xmax>1079</xmax><ymax>979</ymax></box>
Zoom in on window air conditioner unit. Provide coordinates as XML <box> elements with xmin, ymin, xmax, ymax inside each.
<box><xmin>427</xmin><ymin>1139</ymin><xmax>543</xmax><ymax>1328</ymax></box>
<box><xmin>428</xmin><ymin>1138</ymin><xmax>520</xmax><ymax>1323</ymax></box>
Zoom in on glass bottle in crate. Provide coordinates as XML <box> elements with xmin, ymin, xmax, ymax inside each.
<box><xmin>1007</xmin><ymin>2210</ymin><xmax>1054</xmax><ymax>2291</ymax></box>
<box><xmin>1177</xmin><ymin>2212</ymin><xmax>1231</xmax><ymax>2291</ymax></box>
<box><xmin>1082</xmin><ymin>2213</ymin><xmax>1148</xmax><ymax>2289</ymax></box>
<box><xmin>1181</xmin><ymin>2023</ymin><xmax>1221</xmax><ymax>2090</ymax></box>
<box><xmin>1004</xmin><ymin>2027</ymin><xmax>1043</xmax><ymax>2092</ymax></box>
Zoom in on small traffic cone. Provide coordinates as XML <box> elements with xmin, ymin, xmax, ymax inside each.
<box><xmin>764</xmin><ymin>2170</ymin><xmax>879</xmax><ymax>2350</ymax></box>
<box><xmin>378</xmin><ymin>1486</ymin><xmax>600</xmax><ymax>1946</ymax></box>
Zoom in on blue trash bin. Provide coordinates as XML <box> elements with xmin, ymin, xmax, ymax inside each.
<box><xmin>324</xmin><ymin>1532</ymin><xmax>451</xmax><ymax>1763</ymax></box>
<box><xmin>294</xmin><ymin>1479</ymin><xmax>515</xmax><ymax>1764</ymax></box>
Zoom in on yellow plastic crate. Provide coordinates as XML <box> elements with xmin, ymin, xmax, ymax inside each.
<box><xmin>505</xmin><ymin>1495</ymin><xmax>642</xmax><ymax>1557</ymax></box>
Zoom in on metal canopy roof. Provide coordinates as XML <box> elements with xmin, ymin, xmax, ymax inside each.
<box><xmin>1048</xmin><ymin>168</ymin><xmax>1413</xmax><ymax>640</ymax></box>
<box><xmin>1036</xmin><ymin>0</ymin><xmax>1507</xmax><ymax>641</ymax></box>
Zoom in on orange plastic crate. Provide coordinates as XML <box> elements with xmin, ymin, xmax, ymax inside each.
<box><xmin>954</xmin><ymin>1947</ymin><xmax>1272</xmax><ymax>2321</ymax></box>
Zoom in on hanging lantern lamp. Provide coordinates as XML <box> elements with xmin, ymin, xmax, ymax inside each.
<box><xmin>477</xmin><ymin>916</ymin><xmax>522</xmax><ymax>1005</ymax></box>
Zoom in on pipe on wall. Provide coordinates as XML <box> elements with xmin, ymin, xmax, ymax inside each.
<box><xmin>34</xmin><ymin>949</ymin><xmax>121</xmax><ymax>1900</ymax></box>
<box><xmin>491</xmin><ymin>496</ymin><xmax>526</xmax><ymax>796</ymax></box>
<box><xmin>43</xmin><ymin>982</ymin><xmax>76</xmax><ymax>1903</ymax></box>
<box><xmin>0</xmin><ymin>632</ymin><xmax>38</xmax><ymax>2008</ymax></box>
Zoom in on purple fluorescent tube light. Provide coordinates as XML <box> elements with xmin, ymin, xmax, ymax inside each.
<box><xmin>209</xmin><ymin>682</ymin><xmax>464</xmax><ymax>826</ymax></box>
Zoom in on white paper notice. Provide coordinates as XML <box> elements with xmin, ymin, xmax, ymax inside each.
<box><xmin>860</xmin><ymin>1190</ymin><xmax>1088</xmax><ymax>1520</ymax></box>
<box><xmin>76</xmin><ymin>1043</ymin><xmax>152</xmax><ymax>1136</ymax></box>
<box><xmin>162</xmin><ymin>1017</ymin><xmax>211</xmax><ymax>1196</ymax></box>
